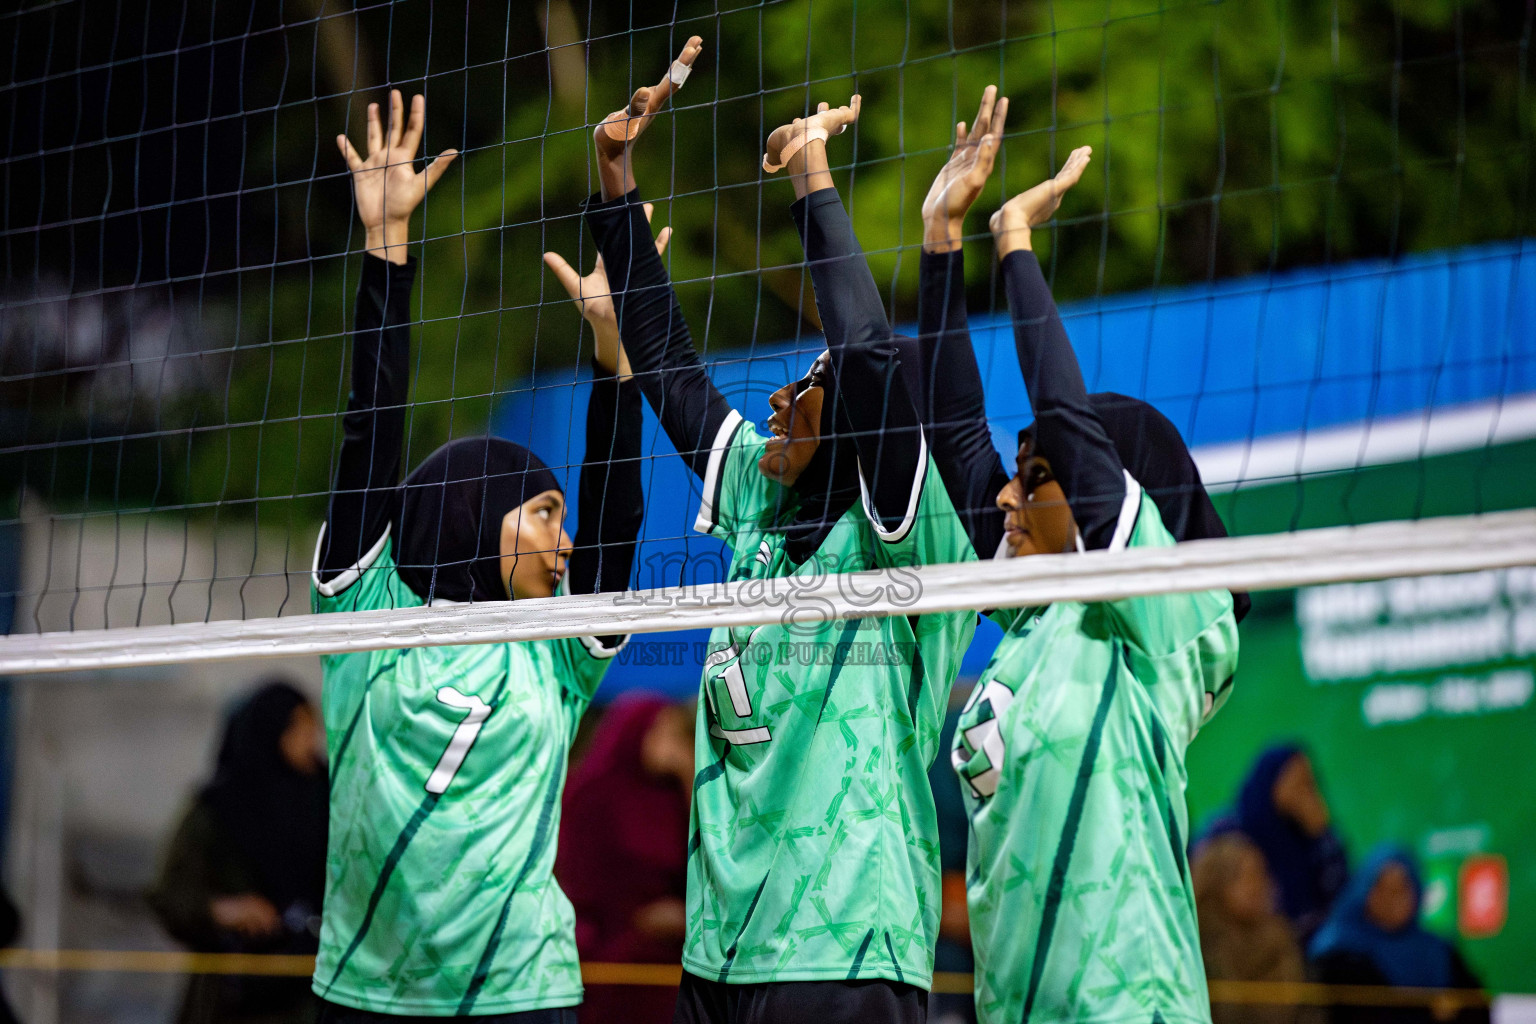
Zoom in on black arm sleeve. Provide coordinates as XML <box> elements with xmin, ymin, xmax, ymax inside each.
<box><xmin>917</xmin><ymin>249</ymin><xmax>1010</xmax><ymax>557</ymax></box>
<box><xmin>583</xmin><ymin>190</ymin><xmax>734</xmax><ymax>479</ymax></box>
<box><xmin>792</xmin><ymin>188</ymin><xmax>924</xmax><ymax>534</ymax></box>
<box><xmin>565</xmin><ymin>362</ymin><xmax>645</xmax><ymax>597</ymax></box>
<box><xmin>1002</xmin><ymin>249</ymin><xmax>1127</xmax><ymax>550</ymax></box>
<box><xmin>317</xmin><ymin>254</ymin><xmax>415</xmax><ymax>582</ymax></box>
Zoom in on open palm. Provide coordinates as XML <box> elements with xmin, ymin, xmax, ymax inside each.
<box><xmin>336</xmin><ymin>90</ymin><xmax>457</xmax><ymax>233</ymax></box>
<box><xmin>991</xmin><ymin>146</ymin><xmax>1093</xmax><ymax>235</ymax></box>
<box><xmin>922</xmin><ymin>86</ymin><xmax>1008</xmax><ymax>224</ymax></box>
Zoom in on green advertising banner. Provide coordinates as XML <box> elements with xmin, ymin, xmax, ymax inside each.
<box><xmin>1186</xmin><ymin>438</ymin><xmax>1536</xmax><ymax>991</ymax></box>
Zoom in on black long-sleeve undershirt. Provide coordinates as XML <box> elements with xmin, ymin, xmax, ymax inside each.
<box><xmin>916</xmin><ymin>249</ymin><xmax>1010</xmax><ymax>557</ymax></box>
<box><xmin>583</xmin><ymin>190</ymin><xmax>734</xmax><ymax>480</ymax></box>
<box><xmin>317</xmin><ymin>254</ymin><xmax>413</xmax><ymax>582</ymax></box>
<box><xmin>792</xmin><ymin>188</ymin><xmax>925</xmax><ymax>534</ymax></box>
<box><xmin>1002</xmin><ymin>249</ymin><xmax>1127</xmax><ymax>550</ymax></box>
<box><xmin>318</xmin><ymin>252</ymin><xmax>643</xmax><ymax>598</ymax></box>
<box><xmin>568</xmin><ymin>366</ymin><xmax>645</xmax><ymax>597</ymax></box>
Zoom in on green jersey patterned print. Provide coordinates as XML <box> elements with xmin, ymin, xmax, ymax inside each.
<box><xmin>684</xmin><ymin>413</ymin><xmax>976</xmax><ymax>988</ymax></box>
<box><xmin>310</xmin><ymin>534</ymin><xmax>615</xmax><ymax>1015</ymax></box>
<box><xmin>952</xmin><ymin>478</ymin><xmax>1239</xmax><ymax>1024</ymax></box>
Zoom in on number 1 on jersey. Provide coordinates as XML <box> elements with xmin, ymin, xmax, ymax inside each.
<box><xmin>425</xmin><ymin>686</ymin><xmax>492</xmax><ymax>794</ymax></box>
<box><xmin>704</xmin><ymin>633</ymin><xmax>771</xmax><ymax>745</ymax></box>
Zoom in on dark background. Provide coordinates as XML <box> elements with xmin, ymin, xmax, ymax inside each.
<box><xmin>1</xmin><ymin>0</ymin><xmax>1532</xmax><ymax>522</ymax></box>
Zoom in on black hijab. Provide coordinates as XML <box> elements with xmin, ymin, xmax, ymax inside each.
<box><xmin>395</xmin><ymin>437</ymin><xmax>560</xmax><ymax>603</ymax></box>
<box><xmin>1021</xmin><ymin>392</ymin><xmax>1250</xmax><ymax>622</ymax></box>
<box><xmin>200</xmin><ymin>681</ymin><xmax>328</xmax><ymax>918</ymax></box>
<box><xmin>779</xmin><ymin>337</ymin><xmax>926</xmax><ymax>566</ymax></box>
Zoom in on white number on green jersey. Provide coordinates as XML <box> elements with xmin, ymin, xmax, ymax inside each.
<box><xmin>425</xmin><ymin>686</ymin><xmax>493</xmax><ymax>794</ymax></box>
<box><xmin>703</xmin><ymin>631</ymin><xmax>771</xmax><ymax>745</ymax></box>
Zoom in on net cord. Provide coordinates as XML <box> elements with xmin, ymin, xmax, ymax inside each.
<box><xmin>2</xmin><ymin>509</ymin><xmax>1534</xmax><ymax>675</ymax></box>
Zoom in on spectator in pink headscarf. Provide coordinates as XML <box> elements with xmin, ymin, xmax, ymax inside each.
<box><xmin>555</xmin><ymin>693</ymin><xmax>695</xmax><ymax>1024</ymax></box>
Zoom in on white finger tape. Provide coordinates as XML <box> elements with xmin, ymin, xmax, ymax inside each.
<box><xmin>669</xmin><ymin>61</ymin><xmax>692</xmax><ymax>87</ymax></box>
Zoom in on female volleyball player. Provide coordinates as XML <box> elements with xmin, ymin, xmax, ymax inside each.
<box><xmin>924</xmin><ymin>113</ymin><xmax>1242</xmax><ymax>1024</ymax></box>
<box><xmin>311</xmin><ymin>90</ymin><xmax>646</xmax><ymax>1022</ymax></box>
<box><xmin>583</xmin><ymin>39</ymin><xmax>975</xmax><ymax>1023</ymax></box>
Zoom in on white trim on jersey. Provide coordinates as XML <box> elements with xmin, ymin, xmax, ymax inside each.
<box><xmin>311</xmin><ymin>522</ymin><xmax>391</xmax><ymax>598</ymax></box>
<box><xmin>694</xmin><ymin>409</ymin><xmax>745</xmax><ymax>535</ymax></box>
<box><xmin>1107</xmin><ymin>471</ymin><xmax>1142</xmax><ymax>553</ymax></box>
<box><xmin>856</xmin><ymin>427</ymin><xmax>930</xmax><ymax>544</ymax></box>
<box><xmin>559</xmin><ymin>569</ymin><xmax>630</xmax><ymax>659</ymax></box>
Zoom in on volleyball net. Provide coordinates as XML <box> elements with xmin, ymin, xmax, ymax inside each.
<box><xmin>2</xmin><ymin>0</ymin><xmax>1535</xmax><ymax>666</ymax></box>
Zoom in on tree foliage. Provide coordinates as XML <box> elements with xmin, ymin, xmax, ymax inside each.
<box><xmin>2</xmin><ymin>0</ymin><xmax>1530</xmax><ymax>524</ymax></box>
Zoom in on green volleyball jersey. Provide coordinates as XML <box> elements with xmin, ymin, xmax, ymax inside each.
<box><xmin>683</xmin><ymin>412</ymin><xmax>976</xmax><ymax>987</ymax></box>
<box><xmin>951</xmin><ymin>476</ymin><xmax>1238</xmax><ymax>1024</ymax></box>
<box><xmin>309</xmin><ymin>530</ymin><xmax>617</xmax><ymax>1015</ymax></box>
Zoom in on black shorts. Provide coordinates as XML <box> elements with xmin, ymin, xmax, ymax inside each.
<box><xmin>672</xmin><ymin>971</ymin><xmax>927</xmax><ymax>1024</ymax></box>
<box><xmin>317</xmin><ymin>998</ymin><xmax>577</xmax><ymax>1024</ymax></box>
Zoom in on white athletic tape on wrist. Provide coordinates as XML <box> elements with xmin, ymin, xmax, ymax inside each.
<box><xmin>669</xmin><ymin>60</ymin><xmax>691</xmax><ymax>87</ymax></box>
<box><xmin>763</xmin><ymin>126</ymin><xmax>830</xmax><ymax>173</ymax></box>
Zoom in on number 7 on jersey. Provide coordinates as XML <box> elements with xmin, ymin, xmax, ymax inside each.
<box><xmin>425</xmin><ymin>686</ymin><xmax>492</xmax><ymax>794</ymax></box>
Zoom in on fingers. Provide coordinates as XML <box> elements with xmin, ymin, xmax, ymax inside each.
<box><xmin>642</xmin><ymin>202</ymin><xmax>671</xmax><ymax>255</ymax></box>
<box><xmin>972</xmin><ymin>133</ymin><xmax>998</xmax><ymax>181</ymax></box>
<box><xmin>388</xmin><ymin>89</ymin><xmax>405</xmax><ymax>150</ymax></box>
<box><xmin>971</xmin><ymin>85</ymin><xmax>997</xmax><ymax>144</ymax></box>
<box><xmin>990</xmin><ymin>95</ymin><xmax>1009</xmax><ymax>139</ymax></box>
<box><xmin>648</xmin><ymin>37</ymin><xmax>703</xmax><ymax>112</ymax></box>
<box><xmin>676</xmin><ymin>35</ymin><xmax>704</xmax><ymax>68</ymax></box>
<box><xmin>337</xmin><ymin>134</ymin><xmax>363</xmax><ymax>172</ymax></box>
<box><xmin>848</xmin><ymin>93</ymin><xmax>862</xmax><ymax>123</ymax></box>
<box><xmin>954</xmin><ymin>121</ymin><xmax>967</xmax><ymax>150</ymax></box>
<box><xmin>627</xmin><ymin>86</ymin><xmax>650</xmax><ymax>119</ymax></box>
<box><xmin>423</xmin><ymin>149</ymin><xmax>458</xmax><ymax>191</ymax></box>
<box><xmin>401</xmin><ymin>93</ymin><xmax>426</xmax><ymax>156</ymax></box>
<box><xmin>818</xmin><ymin>101</ymin><xmax>830</xmax><ymax>114</ymax></box>
<box><xmin>542</xmin><ymin>251</ymin><xmax>584</xmax><ymax>300</ymax></box>
<box><xmin>366</xmin><ymin>102</ymin><xmax>383</xmax><ymax>156</ymax></box>
<box><xmin>1054</xmin><ymin>145</ymin><xmax>1092</xmax><ymax>189</ymax></box>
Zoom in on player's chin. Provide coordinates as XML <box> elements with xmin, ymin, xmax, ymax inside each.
<box><xmin>1003</xmin><ymin>530</ymin><xmax>1036</xmax><ymax>559</ymax></box>
<box><xmin>757</xmin><ymin>443</ymin><xmax>799</xmax><ymax>485</ymax></box>
<box><xmin>513</xmin><ymin>572</ymin><xmax>560</xmax><ymax>601</ymax></box>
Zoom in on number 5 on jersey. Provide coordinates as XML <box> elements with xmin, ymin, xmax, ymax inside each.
<box><xmin>704</xmin><ymin>631</ymin><xmax>770</xmax><ymax>745</ymax></box>
<box><xmin>425</xmin><ymin>686</ymin><xmax>493</xmax><ymax>794</ymax></box>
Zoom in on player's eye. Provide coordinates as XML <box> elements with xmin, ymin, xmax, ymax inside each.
<box><xmin>1024</xmin><ymin>460</ymin><xmax>1053</xmax><ymax>497</ymax></box>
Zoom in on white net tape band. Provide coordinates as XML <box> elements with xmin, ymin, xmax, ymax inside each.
<box><xmin>2</xmin><ymin>510</ymin><xmax>1534</xmax><ymax>675</ymax></box>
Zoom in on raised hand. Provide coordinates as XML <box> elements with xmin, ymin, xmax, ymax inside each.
<box><xmin>989</xmin><ymin>146</ymin><xmax>1092</xmax><ymax>257</ymax></box>
<box><xmin>594</xmin><ymin>36</ymin><xmax>704</xmax><ymax>201</ymax></box>
<box><xmin>542</xmin><ymin>204</ymin><xmax>672</xmax><ymax>377</ymax></box>
<box><xmin>922</xmin><ymin>86</ymin><xmax>1008</xmax><ymax>252</ymax></box>
<box><xmin>762</xmin><ymin>95</ymin><xmax>862</xmax><ymax>174</ymax></box>
<box><xmin>336</xmin><ymin>90</ymin><xmax>458</xmax><ymax>263</ymax></box>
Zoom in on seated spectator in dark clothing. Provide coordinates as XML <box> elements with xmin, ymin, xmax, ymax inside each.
<box><xmin>555</xmin><ymin>693</ymin><xmax>693</xmax><ymax>1024</ymax></box>
<box><xmin>1230</xmin><ymin>744</ymin><xmax>1350</xmax><ymax>941</ymax></box>
<box><xmin>1308</xmin><ymin>845</ymin><xmax>1488</xmax><ymax>1024</ymax></box>
<box><xmin>1193</xmin><ymin>832</ymin><xmax>1307</xmax><ymax>1024</ymax></box>
<box><xmin>149</xmin><ymin>680</ymin><xmax>327</xmax><ymax>1024</ymax></box>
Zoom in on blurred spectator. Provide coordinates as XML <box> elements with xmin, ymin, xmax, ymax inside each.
<box><xmin>148</xmin><ymin>680</ymin><xmax>327</xmax><ymax>1024</ymax></box>
<box><xmin>556</xmin><ymin>694</ymin><xmax>693</xmax><ymax>1024</ymax></box>
<box><xmin>1308</xmin><ymin>846</ymin><xmax>1488</xmax><ymax>1024</ymax></box>
<box><xmin>929</xmin><ymin>707</ymin><xmax>975</xmax><ymax>1024</ymax></box>
<box><xmin>1231</xmin><ymin>744</ymin><xmax>1350</xmax><ymax>941</ymax></box>
<box><xmin>1193</xmin><ymin>832</ymin><xmax>1306</xmax><ymax>1024</ymax></box>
